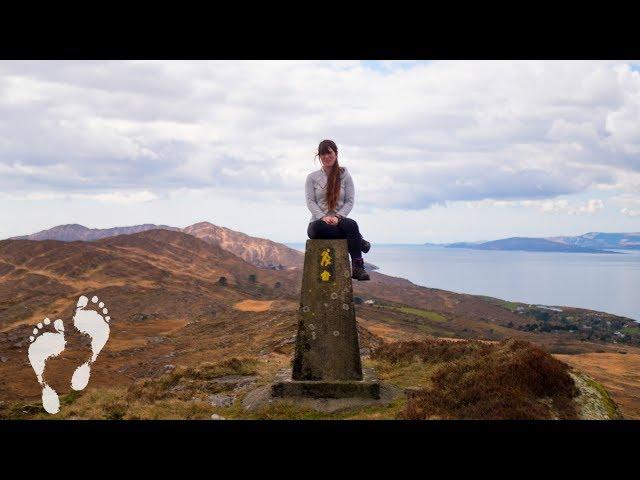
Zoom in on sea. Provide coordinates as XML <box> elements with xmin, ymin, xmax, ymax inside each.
<box><xmin>284</xmin><ymin>243</ymin><xmax>640</xmax><ymax>322</ymax></box>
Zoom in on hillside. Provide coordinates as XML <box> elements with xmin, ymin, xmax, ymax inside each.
<box><xmin>0</xmin><ymin>228</ymin><xmax>638</xmax><ymax>418</ymax></box>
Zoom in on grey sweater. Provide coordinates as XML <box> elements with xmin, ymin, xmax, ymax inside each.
<box><xmin>305</xmin><ymin>166</ymin><xmax>355</xmax><ymax>223</ymax></box>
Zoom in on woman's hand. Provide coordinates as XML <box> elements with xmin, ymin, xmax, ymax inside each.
<box><xmin>322</xmin><ymin>215</ymin><xmax>340</xmax><ymax>225</ymax></box>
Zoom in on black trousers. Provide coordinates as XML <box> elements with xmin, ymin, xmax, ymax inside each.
<box><xmin>307</xmin><ymin>217</ymin><xmax>363</xmax><ymax>261</ymax></box>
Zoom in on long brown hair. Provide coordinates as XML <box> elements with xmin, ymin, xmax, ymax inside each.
<box><xmin>315</xmin><ymin>139</ymin><xmax>344</xmax><ymax>212</ymax></box>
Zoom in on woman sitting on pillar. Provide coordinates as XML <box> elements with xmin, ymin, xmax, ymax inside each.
<box><xmin>305</xmin><ymin>139</ymin><xmax>371</xmax><ymax>281</ymax></box>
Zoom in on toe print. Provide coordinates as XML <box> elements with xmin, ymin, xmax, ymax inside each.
<box><xmin>27</xmin><ymin>318</ymin><xmax>66</xmax><ymax>414</ymax></box>
<box><xmin>71</xmin><ymin>294</ymin><xmax>112</xmax><ymax>391</ymax></box>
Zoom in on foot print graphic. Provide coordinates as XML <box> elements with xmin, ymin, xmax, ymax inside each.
<box><xmin>71</xmin><ymin>295</ymin><xmax>111</xmax><ymax>391</ymax></box>
<box><xmin>27</xmin><ymin>318</ymin><xmax>66</xmax><ymax>414</ymax></box>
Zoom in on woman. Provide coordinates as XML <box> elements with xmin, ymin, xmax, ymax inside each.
<box><xmin>305</xmin><ymin>139</ymin><xmax>371</xmax><ymax>281</ymax></box>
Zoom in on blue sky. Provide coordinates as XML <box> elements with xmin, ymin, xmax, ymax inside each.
<box><xmin>1</xmin><ymin>60</ymin><xmax>640</xmax><ymax>243</ymax></box>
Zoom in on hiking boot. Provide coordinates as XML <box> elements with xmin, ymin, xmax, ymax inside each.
<box><xmin>351</xmin><ymin>258</ymin><xmax>370</xmax><ymax>281</ymax></box>
<box><xmin>361</xmin><ymin>238</ymin><xmax>371</xmax><ymax>253</ymax></box>
<box><xmin>352</xmin><ymin>265</ymin><xmax>370</xmax><ymax>281</ymax></box>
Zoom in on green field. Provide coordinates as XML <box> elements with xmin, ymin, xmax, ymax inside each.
<box><xmin>474</xmin><ymin>295</ymin><xmax>520</xmax><ymax>311</ymax></box>
<box><xmin>378</xmin><ymin>304</ymin><xmax>448</xmax><ymax>323</ymax></box>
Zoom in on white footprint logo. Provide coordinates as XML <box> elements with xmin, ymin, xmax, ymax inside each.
<box><xmin>71</xmin><ymin>295</ymin><xmax>111</xmax><ymax>391</ymax></box>
<box><xmin>27</xmin><ymin>318</ymin><xmax>66</xmax><ymax>414</ymax></box>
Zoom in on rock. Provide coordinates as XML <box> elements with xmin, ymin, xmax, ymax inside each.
<box><xmin>163</xmin><ymin>364</ymin><xmax>175</xmax><ymax>372</ymax></box>
<box><xmin>570</xmin><ymin>371</ymin><xmax>622</xmax><ymax>420</ymax></box>
<box><xmin>147</xmin><ymin>336</ymin><xmax>168</xmax><ymax>344</ymax></box>
<box><xmin>0</xmin><ymin>356</ymin><xmax>7</xmax><ymax>363</ymax></box>
<box><xmin>130</xmin><ymin>312</ymin><xmax>153</xmax><ymax>323</ymax></box>
<box><xmin>232</xmin><ymin>379</ymin><xmax>257</xmax><ymax>394</ymax></box>
<box><xmin>275</xmin><ymin>336</ymin><xmax>296</xmax><ymax>348</ymax></box>
<box><xmin>206</xmin><ymin>375</ymin><xmax>259</xmax><ymax>386</ymax></box>
<box><xmin>210</xmin><ymin>413</ymin><xmax>226</xmax><ymax>420</ymax></box>
<box><xmin>209</xmin><ymin>394</ymin><xmax>235</xmax><ymax>407</ymax></box>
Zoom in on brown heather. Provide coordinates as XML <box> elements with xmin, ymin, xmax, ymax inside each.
<box><xmin>373</xmin><ymin>338</ymin><xmax>578</xmax><ymax>420</ymax></box>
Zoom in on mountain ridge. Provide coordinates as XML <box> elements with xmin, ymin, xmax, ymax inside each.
<box><xmin>432</xmin><ymin>231</ymin><xmax>640</xmax><ymax>253</ymax></box>
<box><xmin>447</xmin><ymin>237</ymin><xmax>619</xmax><ymax>253</ymax></box>
<box><xmin>6</xmin><ymin>221</ymin><xmax>379</xmax><ymax>271</ymax></box>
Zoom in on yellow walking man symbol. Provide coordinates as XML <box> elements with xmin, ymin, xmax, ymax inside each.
<box><xmin>320</xmin><ymin>248</ymin><xmax>332</xmax><ymax>267</ymax></box>
<box><xmin>320</xmin><ymin>248</ymin><xmax>333</xmax><ymax>282</ymax></box>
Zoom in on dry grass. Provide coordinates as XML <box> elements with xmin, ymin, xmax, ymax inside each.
<box><xmin>0</xmin><ymin>357</ymin><xmax>258</xmax><ymax>420</ymax></box>
<box><xmin>126</xmin><ymin>357</ymin><xmax>258</xmax><ymax>403</ymax></box>
<box><xmin>233</xmin><ymin>300</ymin><xmax>275</xmax><ymax>312</ymax></box>
<box><xmin>556</xmin><ymin>352</ymin><xmax>640</xmax><ymax>419</ymax></box>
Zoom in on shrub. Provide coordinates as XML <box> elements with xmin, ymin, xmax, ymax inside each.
<box><xmin>374</xmin><ymin>338</ymin><xmax>578</xmax><ymax>420</ymax></box>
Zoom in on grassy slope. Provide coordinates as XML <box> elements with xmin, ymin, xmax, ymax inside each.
<box><xmin>1</xmin><ymin>338</ymin><xmax>619</xmax><ymax>420</ymax></box>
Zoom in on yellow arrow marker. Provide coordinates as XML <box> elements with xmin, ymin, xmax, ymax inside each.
<box><xmin>320</xmin><ymin>270</ymin><xmax>331</xmax><ymax>282</ymax></box>
<box><xmin>320</xmin><ymin>249</ymin><xmax>332</xmax><ymax>267</ymax></box>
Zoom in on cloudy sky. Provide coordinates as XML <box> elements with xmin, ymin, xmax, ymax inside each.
<box><xmin>1</xmin><ymin>60</ymin><xmax>639</xmax><ymax>244</ymax></box>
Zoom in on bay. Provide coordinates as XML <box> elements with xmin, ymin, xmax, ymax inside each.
<box><xmin>284</xmin><ymin>243</ymin><xmax>640</xmax><ymax>321</ymax></box>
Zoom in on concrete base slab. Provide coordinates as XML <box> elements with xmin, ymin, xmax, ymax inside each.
<box><xmin>242</xmin><ymin>376</ymin><xmax>403</xmax><ymax>414</ymax></box>
<box><xmin>272</xmin><ymin>367</ymin><xmax>380</xmax><ymax>399</ymax></box>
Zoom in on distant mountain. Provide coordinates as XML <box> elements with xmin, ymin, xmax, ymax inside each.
<box><xmin>446</xmin><ymin>237</ymin><xmax>618</xmax><ymax>254</ymax></box>
<box><xmin>9</xmin><ymin>223</ymin><xmax>179</xmax><ymax>241</ymax></box>
<box><xmin>432</xmin><ymin>232</ymin><xmax>640</xmax><ymax>253</ymax></box>
<box><xmin>6</xmin><ymin>221</ymin><xmax>379</xmax><ymax>271</ymax></box>
<box><xmin>547</xmin><ymin>232</ymin><xmax>640</xmax><ymax>250</ymax></box>
<box><xmin>182</xmin><ymin>221</ymin><xmax>304</xmax><ymax>270</ymax></box>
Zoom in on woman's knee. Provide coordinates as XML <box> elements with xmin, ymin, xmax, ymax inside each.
<box><xmin>339</xmin><ymin>217</ymin><xmax>358</xmax><ymax>230</ymax></box>
<box><xmin>307</xmin><ymin>224</ymin><xmax>317</xmax><ymax>239</ymax></box>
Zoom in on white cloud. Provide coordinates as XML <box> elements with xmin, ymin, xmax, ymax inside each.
<box><xmin>612</xmin><ymin>194</ymin><xmax>640</xmax><ymax>217</ymax></box>
<box><xmin>78</xmin><ymin>190</ymin><xmax>159</xmax><ymax>204</ymax></box>
<box><xmin>464</xmin><ymin>197</ymin><xmax>605</xmax><ymax>215</ymax></box>
<box><xmin>1</xmin><ymin>60</ymin><xmax>640</xmax><ymax>217</ymax></box>
<box><xmin>1</xmin><ymin>189</ymin><xmax>159</xmax><ymax>205</ymax></box>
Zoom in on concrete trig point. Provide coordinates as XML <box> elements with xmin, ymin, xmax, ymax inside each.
<box><xmin>272</xmin><ymin>239</ymin><xmax>380</xmax><ymax>399</ymax></box>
